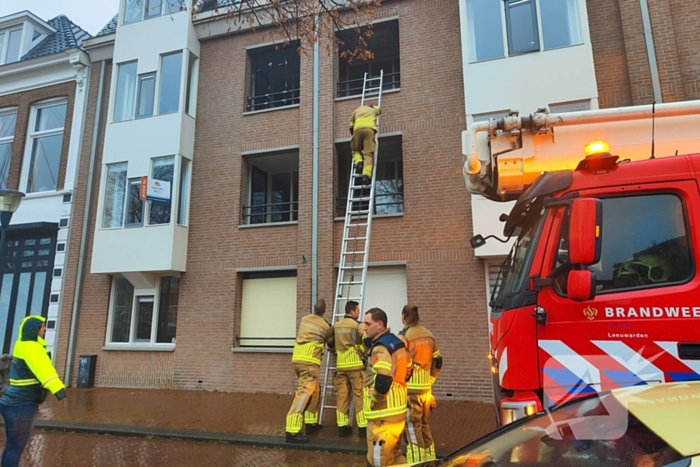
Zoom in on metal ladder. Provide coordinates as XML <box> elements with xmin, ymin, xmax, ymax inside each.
<box><xmin>318</xmin><ymin>70</ymin><xmax>384</xmax><ymax>426</ymax></box>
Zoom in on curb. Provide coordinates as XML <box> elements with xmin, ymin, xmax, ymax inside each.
<box><xmin>27</xmin><ymin>420</ymin><xmax>368</xmax><ymax>455</ymax></box>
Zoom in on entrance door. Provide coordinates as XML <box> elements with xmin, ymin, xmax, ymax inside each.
<box><xmin>0</xmin><ymin>233</ymin><xmax>56</xmax><ymax>353</ymax></box>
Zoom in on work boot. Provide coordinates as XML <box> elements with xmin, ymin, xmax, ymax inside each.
<box><xmin>286</xmin><ymin>432</ymin><xmax>309</xmax><ymax>444</ymax></box>
<box><xmin>358</xmin><ymin>427</ymin><xmax>367</xmax><ymax>438</ymax></box>
<box><xmin>354</xmin><ymin>162</ymin><xmax>364</xmax><ymax>174</ymax></box>
<box><xmin>305</xmin><ymin>423</ymin><xmax>320</xmax><ymax>435</ymax></box>
<box><xmin>361</xmin><ymin>175</ymin><xmax>371</xmax><ymax>187</ymax></box>
<box><xmin>338</xmin><ymin>425</ymin><xmax>352</xmax><ymax>437</ymax></box>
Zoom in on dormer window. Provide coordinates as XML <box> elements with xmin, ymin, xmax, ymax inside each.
<box><xmin>0</xmin><ymin>28</ymin><xmax>23</xmax><ymax>65</ymax></box>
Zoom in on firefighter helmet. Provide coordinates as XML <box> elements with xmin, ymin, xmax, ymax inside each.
<box><xmin>617</xmin><ymin>254</ymin><xmax>671</xmax><ymax>286</ymax></box>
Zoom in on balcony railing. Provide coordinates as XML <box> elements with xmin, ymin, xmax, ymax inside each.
<box><xmin>335</xmin><ymin>189</ymin><xmax>404</xmax><ymax>217</ymax></box>
<box><xmin>337</xmin><ymin>71</ymin><xmax>401</xmax><ymax>98</ymax></box>
<box><xmin>246</xmin><ymin>88</ymin><xmax>300</xmax><ymax>112</ymax></box>
<box><xmin>242</xmin><ymin>201</ymin><xmax>299</xmax><ymax>225</ymax></box>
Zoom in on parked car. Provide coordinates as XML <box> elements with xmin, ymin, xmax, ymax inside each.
<box><xmin>404</xmin><ymin>381</ymin><xmax>700</xmax><ymax>467</ymax></box>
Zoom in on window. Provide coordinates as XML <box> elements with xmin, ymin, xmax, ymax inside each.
<box><xmin>185</xmin><ymin>52</ymin><xmax>199</xmax><ymax>117</ymax></box>
<box><xmin>242</xmin><ymin>150</ymin><xmax>299</xmax><ymax>225</ymax></box>
<box><xmin>107</xmin><ymin>275</ymin><xmax>179</xmax><ymax>345</ymax></box>
<box><xmin>126</xmin><ymin>178</ymin><xmax>144</xmax><ymax>226</ymax></box>
<box><xmin>554</xmin><ymin>194</ymin><xmax>693</xmax><ymax>296</ymax></box>
<box><xmin>238</xmin><ymin>271</ymin><xmax>296</xmax><ymax>348</ymax></box>
<box><xmin>0</xmin><ymin>29</ymin><xmax>22</xmax><ymax>65</ymax></box>
<box><xmin>549</xmin><ymin>99</ymin><xmax>590</xmax><ymax>113</ymax></box>
<box><xmin>114</xmin><ymin>62</ymin><xmax>137</xmax><ymax>122</ymax></box>
<box><xmin>26</xmin><ymin>101</ymin><xmax>67</xmax><ymax>193</ymax></box>
<box><xmin>124</xmin><ymin>0</ymin><xmax>183</xmax><ymax>24</ymax></box>
<box><xmin>149</xmin><ymin>156</ymin><xmax>174</xmax><ymax>225</ymax></box>
<box><xmin>177</xmin><ymin>157</ymin><xmax>190</xmax><ymax>225</ymax></box>
<box><xmin>467</xmin><ymin>0</ymin><xmax>582</xmax><ymax>62</ymax></box>
<box><xmin>0</xmin><ymin>109</ymin><xmax>17</xmax><ymax>188</ymax></box>
<box><xmin>336</xmin><ymin>136</ymin><xmax>403</xmax><ymax>217</ymax></box>
<box><xmin>102</xmin><ymin>162</ymin><xmax>127</xmax><ymax>228</ymax></box>
<box><xmin>337</xmin><ymin>21</ymin><xmax>400</xmax><ymax>98</ymax></box>
<box><xmin>136</xmin><ymin>73</ymin><xmax>156</xmax><ymax>118</ymax></box>
<box><xmin>247</xmin><ymin>42</ymin><xmax>300</xmax><ymax>111</ymax></box>
<box><xmin>466</xmin><ymin>0</ymin><xmax>505</xmax><ymax>62</ymax></box>
<box><xmin>159</xmin><ymin>52</ymin><xmax>183</xmax><ymax>115</ymax></box>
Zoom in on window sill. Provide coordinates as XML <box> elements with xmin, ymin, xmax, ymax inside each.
<box><xmin>103</xmin><ymin>344</ymin><xmax>175</xmax><ymax>352</ymax></box>
<box><xmin>243</xmin><ymin>104</ymin><xmax>300</xmax><ymax>116</ymax></box>
<box><xmin>231</xmin><ymin>346</ymin><xmax>293</xmax><ymax>354</ymax></box>
<box><xmin>334</xmin><ymin>88</ymin><xmax>400</xmax><ymax>102</ymax></box>
<box><xmin>238</xmin><ymin>220</ymin><xmax>298</xmax><ymax>229</ymax></box>
<box><xmin>23</xmin><ymin>188</ymin><xmax>73</xmax><ymax>201</ymax></box>
<box><xmin>333</xmin><ymin>212</ymin><xmax>404</xmax><ymax>222</ymax></box>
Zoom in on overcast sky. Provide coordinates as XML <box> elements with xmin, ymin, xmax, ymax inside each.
<box><xmin>0</xmin><ymin>0</ymin><xmax>118</xmax><ymax>36</ymax></box>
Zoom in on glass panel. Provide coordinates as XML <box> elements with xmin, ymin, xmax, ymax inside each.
<box><xmin>4</xmin><ymin>29</ymin><xmax>22</xmax><ymax>64</ymax></box>
<box><xmin>375</xmin><ymin>161</ymin><xmax>404</xmax><ymax>215</ymax></box>
<box><xmin>157</xmin><ymin>276</ymin><xmax>179</xmax><ymax>343</ymax></box>
<box><xmin>134</xmin><ymin>296</ymin><xmax>154</xmax><ymax>342</ymax></box>
<box><xmin>0</xmin><ymin>143</ymin><xmax>11</xmax><ymax>189</ymax></box>
<box><xmin>37</xmin><ymin>249</ymin><xmax>50</xmax><ymax>256</ymax></box>
<box><xmin>126</xmin><ymin>179</ymin><xmax>144</xmax><ymax>226</ymax></box>
<box><xmin>467</xmin><ymin>0</ymin><xmax>505</xmax><ymax>61</ymax></box>
<box><xmin>0</xmin><ymin>273</ymin><xmax>13</xmax><ymax>352</ymax></box>
<box><xmin>32</xmin><ymin>29</ymin><xmax>41</xmax><ymax>41</ymax></box>
<box><xmin>145</xmin><ymin>0</ymin><xmax>162</xmax><ymax>19</ymax></box>
<box><xmin>0</xmin><ymin>33</ymin><xmax>4</xmax><ymax>64</ymax></box>
<box><xmin>110</xmin><ymin>277</ymin><xmax>134</xmax><ymax>343</ymax></box>
<box><xmin>0</xmin><ymin>112</ymin><xmax>17</xmax><ymax>138</ymax></box>
<box><xmin>114</xmin><ymin>62</ymin><xmax>137</xmax><ymax>122</ymax></box>
<box><xmin>135</xmin><ymin>74</ymin><xmax>156</xmax><ymax>118</ymax></box>
<box><xmin>29</xmin><ymin>272</ymin><xmax>46</xmax><ymax>316</ymax></box>
<box><xmin>124</xmin><ymin>0</ymin><xmax>143</xmax><ymax>24</ymax></box>
<box><xmin>28</xmin><ymin>134</ymin><xmax>63</xmax><ymax>193</ymax></box>
<box><xmin>149</xmin><ymin>156</ymin><xmax>174</xmax><ymax>225</ymax></box>
<box><xmin>102</xmin><ymin>162</ymin><xmax>128</xmax><ymax>228</ymax></box>
<box><xmin>39</xmin><ymin>238</ymin><xmax>51</xmax><ymax>245</ymax></box>
<box><xmin>541</xmin><ymin>0</ymin><xmax>581</xmax><ymax>50</ymax></box>
<box><xmin>249</xmin><ymin>45</ymin><xmax>300</xmax><ymax>110</ymax></box>
<box><xmin>177</xmin><ymin>158</ymin><xmax>190</xmax><ymax>225</ymax></box>
<box><xmin>35</xmin><ymin>104</ymin><xmax>67</xmax><ymax>132</ymax></box>
<box><xmin>271</xmin><ymin>172</ymin><xmax>291</xmax><ymax>222</ymax></box>
<box><xmin>507</xmin><ymin>0</ymin><xmax>539</xmax><ymax>55</ymax></box>
<box><xmin>24</xmin><ymin>239</ymin><xmax>36</xmax><ymax>246</ymax></box>
<box><xmin>158</xmin><ymin>52</ymin><xmax>183</xmax><ymax>115</ymax></box>
<box><xmin>185</xmin><ymin>53</ymin><xmax>198</xmax><ymax>116</ymax></box>
<box><xmin>250</xmin><ymin>166</ymin><xmax>267</xmax><ymax>224</ymax></box>
<box><xmin>165</xmin><ymin>0</ymin><xmax>181</xmax><ymax>14</ymax></box>
<box><xmin>10</xmin><ymin>273</ymin><xmax>31</xmax><ymax>350</ymax></box>
<box><xmin>22</xmin><ymin>250</ymin><xmax>34</xmax><ymax>257</ymax></box>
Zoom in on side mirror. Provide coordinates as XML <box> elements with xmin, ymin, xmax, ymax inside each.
<box><xmin>569</xmin><ymin>198</ymin><xmax>602</xmax><ymax>265</ymax></box>
<box><xmin>567</xmin><ymin>269</ymin><xmax>596</xmax><ymax>301</ymax></box>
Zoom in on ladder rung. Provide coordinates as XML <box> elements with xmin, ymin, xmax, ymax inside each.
<box><xmin>347</xmin><ymin>211</ymin><xmax>370</xmax><ymax>216</ymax></box>
<box><xmin>340</xmin><ymin>265</ymin><xmax>362</xmax><ymax>270</ymax></box>
<box><xmin>338</xmin><ymin>281</ymin><xmax>364</xmax><ymax>286</ymax></box>
<box><xmin>344</xmin><ymin>236</ymin><xmax>367</xmax><ymax>241</ymax></box>
<box><xmin>346</xmin><ymin>223</ymin><xmax>368</xmax><ymax>228</ymax></box>
<box><xmin>341</xmin><ymin>251</ymin><xmax>365</xmax><ymax>255</ymax></box>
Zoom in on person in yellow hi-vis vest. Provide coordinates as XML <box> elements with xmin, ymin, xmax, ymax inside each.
<box><xmin>363</xmin><ymin>307</ymin><xmax>412</xmax><ymax>467</ymax></box>
<box><xmin>349</xmin><ymin>104</ymin><xmax>381</xmax><ymax>186</ymax></box>
<box><xmin>0</xmin><ymin>316</ymin><xmax>66</xmax><ymax>467</ymax></box>
<box><xmin>285</xmin><ymin>299</ymin><xmax>332</xmax><ymax>444</ymax></box>
<box><xmin>398</xmin><ymin>305</ymin><xmax>443</xmax><ymax>462</ymax></box>
<box><xmin>327</xmin><ymin>300</ymin><xmax>368</xmax><ymax>438</ymax></box>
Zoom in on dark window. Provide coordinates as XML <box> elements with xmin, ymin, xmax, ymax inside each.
<box><xmin>110</xmin><ymin>277</ymin><xmax>133</xmax><ymax>343</ymax></box>
<box><xmin>336</xmin><ymin>136</ymin><xmax>403</xmax><ymax>217</ymax></box>
<box><xmin>243</xmin><ymin>151</ymin><xmax>299</xmax><ymax>225</ymax></box>
<box><xmin>126</xmin><ymin>178</ymin><xmax>144</xmax><ymax>226</ymax></box>
<box><xmin>337</xmin><ymin>21</ymin><xmax>401</xmax><ymax>98</ymax></box>
<box><xmin>157</xmin><ymin>276</ymin><xmax>179</xmax><ymax>343</ymax></box>
<box><xmin>149</xmin><ymin>156</ymin><xmax>174</xmax><ymax>225</ymax></box>
<box><xmin>505</xmin><ymin>0</ymin><xmax>540</xmax><ymax>55</ymax></box>
<box><xmin>554</xmin><ymin>194</ymin><xmax>693</xmax><ymax>295</ymax></box>
<box><xmin>247</xmin><ymin>42</ymin><xmax>300</xmax><ymax>111</ymax></box>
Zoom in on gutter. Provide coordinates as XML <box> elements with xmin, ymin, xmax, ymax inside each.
<box><xmin>311</xmin><ymin>15</ymin><xmax>320</xmax><ymax>306</ymax></box>
<box><xmin>639</xmin><ymin>0</ymin><xmax>663</xmax><ymax>103</ymax></box>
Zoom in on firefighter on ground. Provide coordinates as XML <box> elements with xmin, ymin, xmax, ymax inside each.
<box><xmin>0</xmin><ymin>316</ymin><xmax>66</xmax><ymax>467</ymax></box>
<box><xmin>285</xmin><ymin>299</ymin><xmax>332</xmax><ymax>444</ymax></box>
<box><xmin>327</xmin><ymin>300</ymin><xmax>368</xmax><ymax>438</ymax></box>
<box><xmin>399</xmin><ymin>305</ymin><xmax>443</xmax><ymax>462</ymax></box>
<box><xmin>349</xmin><ymin>104</ymin><xmax>381</xmax><ymax>186</ymax></box>
<box><xmin>362</xmin><ymin>307</ymin><xmax>412</xmax><ymax>467</ymax></box>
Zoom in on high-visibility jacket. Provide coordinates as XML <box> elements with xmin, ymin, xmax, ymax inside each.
<box><xmin>349</xmin><ymin>105</ymin><xmax>381</xmax><ymax>132</ymax></box>
<box><xmin>328</xmin><ymin>315</ymin><xmax>367</xmax><ymax>371</ymax></box>
<box><xmin>365</xmin><ymin>329</ymin><xmax>411</xmax><ymax>420</ymax></box>
<box><xmin>399</xmin><ymin>324</ymin><xmax>442</xmax><ymax>394</ymax></box>
<box><xmin>1</xmin><ymin>316</ymin><xmax>65</xmax><ymax>406</ymax></box>
<box><xmin>291</xmin><ymin>314</ymin><xmax>332</xmax><ymax>366</ymax></box>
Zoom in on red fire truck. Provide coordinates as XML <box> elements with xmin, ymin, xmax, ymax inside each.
<box><xmin>463</xmin><ymin>100</ymin><xmax>700</xmax><ymax>426</ymax></box>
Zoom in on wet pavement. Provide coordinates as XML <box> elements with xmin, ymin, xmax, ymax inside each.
<box><xmin>33</xmin><ymin>388</ymin><xmax>497</xmax><ymax>456</ymax></box>
<box><xmin>1</xmin><ymin>430</ymin><xmax>367</xmax><ymax>467</ymax></box>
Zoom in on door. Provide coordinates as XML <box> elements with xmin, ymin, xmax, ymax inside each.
<box><xmin>536</xmin><ymin>183</ymin><xmax>700</xmax><ymax>405</ymax></box>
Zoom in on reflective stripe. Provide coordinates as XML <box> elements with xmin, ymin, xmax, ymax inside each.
<box><xmin>433</xmin><ymin>350</ymin><xmax>441</xmax><ymax>358</ymax></box>
<box><xmin>292</xmin><ymin>341</ymin><xmax>323</xmax><ymax>365</ymax></box>
<box><xmin>373</xmin><ymin>439</ymin><xmax>382</xmax><ymax>467</ymax></box>
<box><xmin>407</xmin><ymin>367</ymin><xmax>432</xmax><ymax>391</ymax></box>
<box><xmin>9</xmin><ymin>378</ymin><xmax>40</xmax><ymax>387</ymax></box>
<box><xmin>304</xmin><ymin>412</ymin><xmax>318</xmax><ymax>424</ymax></box>
<box><xmin>285</xmin><ymin>413</ymin><xmax>303</xmax><ymax>433</ymax></box>
<box><xmin>336</xmin><ymin>411</ymin><xmax>349</xmax><ymax>427</ymax></box>
<box><xmin>373</xmin><ymin>361</ymin><xmax>392</xmax><ymax>372</ymax></box>
<box><xmin>337</xmin><ymin>347</ymin><xmax>364</xmax><ymax>370</ymax></box>
<box><xmin>365</xmin><ymin>382</ymin><xmax>408</xmax><ymax>420</ymax></box>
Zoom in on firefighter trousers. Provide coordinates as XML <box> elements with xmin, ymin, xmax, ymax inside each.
<box><xmin>404</xmin><ymin>392</ymin><xmax>436</xmax><ymax>462</ymax></box>
<box><xmin>285</xmin><ymin>363</ymin><xmax>320</xmax><ymax>434</ymax></box>
<box><xmin>351</xmin><ymin>128</ymin><xmax>376</xmax><ymax>178</ymax></box>
<box><xmin>366</xmin><ymin>414</ymin><xmax>406</xmax><ymax>467</ymax></box>
<box><xmin>333</xmin><ymin>370</ymin><xmax>367</xmax><ymax>428</ymax></box>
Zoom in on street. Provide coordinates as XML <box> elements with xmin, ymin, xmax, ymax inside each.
<box><xmin>0</xmin><ymin>430</ymin><xmax>366</xmax><ymax>467</ymax></box>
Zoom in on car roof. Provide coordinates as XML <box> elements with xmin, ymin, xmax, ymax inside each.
<box><xmin>611</xmin><ymin>381</ymin><xmax>700</xmax><ymax>456</ymax></box>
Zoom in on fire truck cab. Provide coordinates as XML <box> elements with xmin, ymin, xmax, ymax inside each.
<box><xmin>464</xmin><ymin>101</ymin><xmax>700</xmax><ymax>426</ymax></box>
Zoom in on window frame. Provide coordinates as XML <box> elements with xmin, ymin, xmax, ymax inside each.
<box><xmin>101</xmin><ymin>161</ymin><xmax>129</xmax><ymax>229</ymax></box>
<box><xmin>0</xmin><ymin>28</ymin><xmax>23</xmax><ymax>65</ymax></box>
<box><xmin>135</xmin><ymin>72</ymin><xmax>156</xmax><ymax>119</ymax></box>
<box><xmin>242</xmin><ymin>150</ymin><xmax>300</xmax><ymax>225</ymax></box>
<box><xmin>21</xmin><ymin>98</ymin><xmax>68</xmax><ymax>194</ymax></box>
<box><xmin>185</xmin><ymin>52</ymin><xmax>199</xmax><ymax>117</ymax></box>
<box><xmin>105</xmin><ymin>274</ymin><xmax>180</xmax><ymax>349</ymax></box>
<box><xmin>158</xmin><ymin>51</ymin><xmax>184</xmax><ymax>115</ymax></box>
<box><xmin>0</xmin><ymin>108</ymin><xmax>18</xmax><ymax>189</ymax></box>
<box><xmin>177</xmin><ymin>156</ymin><xmax>191</xmax><ymax>226</ymax></box>
<box><xmin>125</xmin><ymin>177</ymin><xmax>144</xmax><ymax>227</ymax></box>
<box><xmin>123</xmin><ymin>0</ymin><xmax>183</xmax><ymax>25</ymax></box>
<box><xmin>504</xmin><ymin>0</ymin><xmax>540</xmax><ymax>56</ymax></box>
<box><xmin>246</xmin><ymin>42</ymin><xmax>301</xmax><ymax>112</ymax></box>
<box><xmin>148</xmin><ymin>155</ymin><xmax>175</xmax><ymax>226</ymax></box>
<box><xmin>113</xmin><ymin>61</ymin><xmax>138</xmax><ymax>122</ymax></box>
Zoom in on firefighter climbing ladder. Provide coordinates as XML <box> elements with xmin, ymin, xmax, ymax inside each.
<box><xmin>318</xmin><ymin>70</ymin><xmax>384</xmax><ymax>426</ymax></box>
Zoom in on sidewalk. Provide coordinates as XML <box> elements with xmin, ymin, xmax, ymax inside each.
<box><xmin>30</xmin><ymin>388</ymin><xmax>497</xmax><ymax>456</ymax></box>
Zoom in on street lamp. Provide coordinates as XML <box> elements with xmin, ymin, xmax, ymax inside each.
<box><xmin>0</xmin><ymin>189</ymin><xmax>25</xmax><ymax>266</ymax></box>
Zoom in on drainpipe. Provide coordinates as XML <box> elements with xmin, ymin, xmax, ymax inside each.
<box><xmin>639</xmin><ymin>0</ymin><xmax>663</xmax><ymax>103</ymax></box>
<box><xmin>65</xmin><ymin>60</ymin><xmax>106</xmax><ymax>385</ymax></box>
<box><xmin>311</xmin><ymin>15</ymin><xmax>320</xmax><ymax>308</ymax></box>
